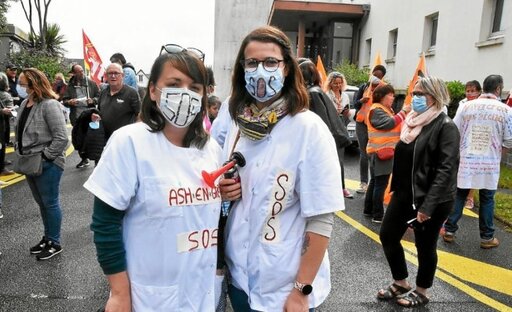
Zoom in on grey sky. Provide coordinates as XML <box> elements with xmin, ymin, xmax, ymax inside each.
<box><xmin>6</xmin><ymin>0</ymin><xmax>215</xmax><ymax>72</ymax></box>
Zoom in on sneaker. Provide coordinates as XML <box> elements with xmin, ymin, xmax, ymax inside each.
<box><xmin>356</xmin><ymin>183</ymin><xmax>368</xmax><ymax>194</ymax></box>
<box><xmin>480</xmin><ymin>237</ymin><xmax>499</xmax><ymax>249</ymax></box>
<box><xmin>363</xmin><ymin>213</ymin><xmax>372</xmax><ymax>218</ymax></box>
<box><xmin>76</xmin><ymin>159</ymin><xmax>90</xmax><ymax>169</ymax></box>
<box><xmin>29</xmin><ymin>237</ymin><xmax>48</xmax><ymax>254</ymax></box>
<box><xmin>0</xmin><ymin>169</ymin><xmax>15</xmax><ymax>176</ymax></box>
<box><xmin>442</xmin><ymin>232</ymin><xmax>455</xmax><ymax>243</ymax></box>
<box><xmin>464</xmin><ymin>198</ymin><xmax>474</xmax><ymax>210</ymax></box>
<box><xmin>36</xmin><ymin>241</ymin><xmax>62</xmax><ymax>260</ymax></box>
<box><xmin>371</xmin><ymin>217</ymin><xmax>383</xmax><ymax>224</ymax></box>
<box><xmin>0</xmin><ymin>207</ymin><xmax>3</xmax><ymax>219</ymax></box>
<box><xmin>343</xmin><ymin>189</ymin><xmax>354</xmax><ymax>199</ymax></box>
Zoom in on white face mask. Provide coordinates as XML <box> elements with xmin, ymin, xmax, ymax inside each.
<box><xmin>16</xmin><ymin>84</ymin><xmax>28</xmax><ymax>98</ymax></box>
<box><xmin>158</xmin><ymin>87</ymin><xmax>202</xmax><ymax>128</ymax></box>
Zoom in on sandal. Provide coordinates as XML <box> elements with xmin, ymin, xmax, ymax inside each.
<box><xmin>397</xmin><ymin>290</ymin><xmax>430</xmax><ymax>307</ymax></box>
<box><xmin>377</xmin><ymin>283</ymin><xmax>412</xmax><ymax>300</ymax></box>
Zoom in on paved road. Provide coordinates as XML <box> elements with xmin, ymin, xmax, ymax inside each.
<box><xmin>0</xmin><ymin>146</ymin><xmax>510</xmax><ymax>311</ymax></box>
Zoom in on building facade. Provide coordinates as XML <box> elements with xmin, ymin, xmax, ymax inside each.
<box><xmin>214</xmin><ymin>0</ymin><xmax>510</xmax><ymax>100</ymax></box>
<box><xmin>0</xmin><ymin>24</ymin><xmax>29</xmax><ymax>69</ymax></box>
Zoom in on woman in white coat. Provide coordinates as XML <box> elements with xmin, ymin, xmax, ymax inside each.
<box><xmin>219</xmin><ymin>26</ymin><xmax>345</xmax><ymax>312</ymax></box>
<box><xmin>86</xmin><ymin>48</ymin><xmax>223</xmax><ymax>311</ymax></box>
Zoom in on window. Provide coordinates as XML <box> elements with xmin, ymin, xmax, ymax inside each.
<box><xmin>331</xmin><ymin>22</ymin><xmax>353</xmax><ymax>65</ymax></box>
<box><xmin>138</xmin><ymin>74</ymin><xmax>144</xmax><ymax>82</ymax></box>
<box><xmin>365</xmin><ymin>38</ymin><xmax>372</xmax><ymax>65</ymax></box>
<box><xmin>387</xmin><ymin>29</ymin><xmax>398</xmax><ymax>59</ymax></box>
<box><xmin>492</xmin><ymin>0</ymin><xmax>504</xmax><ymax>33</ymax></box>
<box><xmin>423</xmin><ymin>12</ymin><xmax>439</xmax><ymax>54</ymax></box>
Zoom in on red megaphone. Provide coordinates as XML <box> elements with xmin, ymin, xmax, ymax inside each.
<box><xmin>202</xmin><ymin>152</ymin><xmax>246</xmax><ymax>188</ymax></box>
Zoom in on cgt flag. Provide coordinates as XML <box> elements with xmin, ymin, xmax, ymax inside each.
<box><xmin>403</xmin><ymin>52</ymin><xmax>427</xmax><ymax>106</ymax></box>
<box><xmin>82</xmin><ymin>30</ymin><xmax>104</xmax><ymax>85</ymax></box>
<box><xmin>316</xmin><ymin>55</ymin><xmax>328</xmax><ymax>86</ymax></box>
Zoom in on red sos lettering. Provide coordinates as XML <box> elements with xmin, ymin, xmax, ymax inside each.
<box><xmin>188</xmin><ymin>229</ymin><xmax>218</xmax><ymax>251</ymax></box>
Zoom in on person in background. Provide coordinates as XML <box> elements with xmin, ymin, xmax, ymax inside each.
<box><xmin>62</xmin><ymin>64</ymin><xmax>99</xmax><ymax>168</ymax></box>
<box><xmin>92</xmin><ymin>63</ymin><xmax>141</xmax><ymax>142</ymax></box>
<box><xmin>324</xmin><ymin>71</ymin><xmax>353</xmax><ymax>198</ymax></box>
<box><xmin>378</xmin><ymin>76</ymin><xmax>459</xmax><ymax>307</ymax></box>
<box><xmin>15</xmin><ymin>68</ymin><xmax>69</xmax><ymax>260</ymax></box>
<box><xmin>353</xmin><ymin>65</ymin><xmax>387</xmax><ymax>195</ymax></box>
<box><xmin>0</xmin><ymin>73</ymin><xmax>14</xmax><ymax>176</ymax></box>
<box><xmin>86</xmin><ymin>49</ymin><xmax>223</xmax><ymax>311</ymax></box>
<box><xmin>5</xmin><ymin>64</ymin><xmax>20</xmax><ymax>149</ymax></box>
<box><xmin>444</xmin><ymin>75</ymin><xmax>512</xmax><ymax>249</ymax></box>
<box><xmin>453</xmin><ymin>80</ymin><xmax>482</xmax><ymax>210</ymax></box>
<box><xmin>203</xmin><ymin>67</ymin><xmax>217</xmax><ymax>132</ymax></box>
<box><xmin>208</xmin><ymin>95</ymin><xmax>221</xmax><ymax>123</ymax></box>
<box><xmin>206</xmin><ymin>66</ymin><xmax>216</xmax><ymax>96</ymax></box>
<box><xmin>110</xmin><ymin>53</ymin><xmax>138</xmax><ymax>91</ymax></box>
<box><xmin>363</xmin><ymin>85</ymin><xmax>408</xmax><ymax>223</ymax></box>
<box><xmin>52</xmin><ymin>72</ymin><xmax>70</xmax><ymax>123</ymax></box>
<box><xmin>299</xmin><ymin>59</ymin><xmax>351</xmax><ymax>201</ymax></box>
<box><xmin>220</xmin><ymin>25</ymin><xmax>343</xmax><ymax>312</ymax></box>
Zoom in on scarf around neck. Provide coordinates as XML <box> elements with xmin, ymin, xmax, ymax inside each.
<box><xmin>400</xmin><ymin>106</ymin><xmax>442</xmax><ymax>144</ymax></box>
<box><xmin>237</xmin><ymin>97</ymin><xmax>288</xmax><ymax>141</ymax></box>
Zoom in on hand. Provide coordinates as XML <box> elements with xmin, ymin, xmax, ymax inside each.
<box><xmin>360</xmin><ymin>97</ymin><xmax>369</xmax><ymax>104</ymax></box>
<box><xmin>91</xmin><ymin>113</ymin><xmax>101</xmax><ymax>122</ymax></box>
<box><xmin>68</xmin><ymin>99</ymin><xmax>78</xmax><ymax>106</ymax></box>
<box><xmin>402</xmin><ymin>105</ymin><xmax>412</xmax><ymax>113</ymax></box>
<box><xmin>417</xmin><ymin>211</ymin><xmax>430</xmax><ymax>223</ymax></box>
<box><xmin>1</xmin><ymin>108</ymin><xmax>11</xmax><ymax>115</ymax></box>
<box><xmin>283</xmin><ymin>289</ymin><xmax>309</xmax><ymax>312</ymax></box>
<box><xmin>219</xmin><ymin>178</ymin><xmax>241</xmax><ymax>201</ymax></box>
<box><xmin>104</xmin><ymin>292</ymin><xmax>131</xmax><ymax>312</ymax></box>
<box><xmin>87</xmin><ymin>98</ymin><xmax>95</xmax><ymax>105</ymax></box>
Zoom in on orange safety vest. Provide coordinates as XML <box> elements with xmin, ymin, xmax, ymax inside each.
<box><xmin>355</xmin><ymin>81</ymin><xmax>386</xmax><ymax>123</ymax></box>
<box><xmin>366</xmin><ymin>103</ymin><xmax>401</xmax><ymax>154</ymax></box>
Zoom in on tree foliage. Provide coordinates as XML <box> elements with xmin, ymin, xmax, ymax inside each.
<box><xmin>0</xmin><ymin>1</ymin><xmax>9</xmax><ymax>32</ymax></box>
<box><xmin>445</xmin><ymin>80</ymin><xmax>465</xmax><ymax>118</ymax></box>
<box><xmin>332</xmin><ymin>59</ymin><xmax>370</xmax><ymax>87</ymax></box>
<box><xmin>8</xmin><ymin>47</ymin><xmax>66</xmax><ymax>80</ymax></box>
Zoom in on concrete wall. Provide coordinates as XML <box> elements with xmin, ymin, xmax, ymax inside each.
<box><xmin>357</xmin><ymin>0</ymin><xmax>512</xmax><ymax>92</ymax></box>
<box><xmin>213</xmin><ymin>0</ymin><xmax>274</xmax><ymax>100</ymax></box>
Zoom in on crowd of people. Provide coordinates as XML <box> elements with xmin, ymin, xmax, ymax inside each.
<box><xmin>0</xmin><ymin>24</ymin><xmax>511</xmax><ymax>311</ymax></box>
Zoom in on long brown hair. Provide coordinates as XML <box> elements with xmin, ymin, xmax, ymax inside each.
<box><xmin>21</xmin><ymin>68</ymin><xmax>58</xmax><ymax>102</ymax></box>
<box><xmin>229</xmin><ymin>26</ymin><xmax>308</xmax><ymax>120</ymax></box>
<box><xmin>140</xmin><ymin>52</ymin><xmax>209</xmax><ymax>149</ymax></box>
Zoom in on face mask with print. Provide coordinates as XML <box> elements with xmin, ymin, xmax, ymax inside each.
<box><xmin>244</xmin><ymin>64</ymin><xmax>284</xmax><ymax>103</ymax></box>
<box><xmin>159</xmin><ymin>87</ymin><xmax>202</xmax><ymax>128</ymax></box>
<box><xmin>412</xmin><ymin>95</ymin><xmax>429</xmax><ymax>113</ymax></box>
<box><xmin>16</xmin><ymin>84</ymin><xmax>28</xmax><ymax>98</ymax></box>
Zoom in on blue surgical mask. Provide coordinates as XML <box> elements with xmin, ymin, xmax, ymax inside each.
<box><xmin>244</xmin><ymin>64</ymin><xmax>284</xmax><ymax>102</ymax></box>
<box><xmin>16</xmin><ymin>84</ymin><xmax>28</xmax><ymax>99</ymax></box>
<box><xmin>412</xmin><ymin>95</ymin><xmax>428</xmax><ymax>113</ymax></box>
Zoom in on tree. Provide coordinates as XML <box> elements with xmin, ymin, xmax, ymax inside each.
<box><xmin>0</xmin><ymin>1</ymin><xmax>10</xmax><ymax>32</ymax></box>
<box><xmin>333</xmin><ymin>59</ymin><xmax>370</xmax><ymax>87</ymax></box>
<box><xmin>16</xmin><ymin>0</ymin><xmax>66</xmax><ymax>56</ymax></box>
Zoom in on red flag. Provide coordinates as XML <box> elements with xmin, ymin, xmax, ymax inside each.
<box><xmin>316</xmin><ymin>55</ymin><xmax>328</xmax><ymax>86</ymax></box>
<box><xmin>82</xmin><ymin>30</ymin><xmax>104</xmax><ymax>85</ymax></box>
<box><xmin>403</xmin><ymin>53</ymin><xmax>427</xmax><ymax>106</ymax></box>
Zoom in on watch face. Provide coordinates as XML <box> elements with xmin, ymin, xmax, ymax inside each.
<box><xmin>302</xmin><ymin>284</ymin><xmax>313</xmax><ymax>295</ymax></box>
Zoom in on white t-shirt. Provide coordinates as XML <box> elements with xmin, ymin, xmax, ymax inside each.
<box><xmin>84</xmin><ymin>122</ymin><xmax>223</xmax><ymax>312</ymax></box>
<box><xmin>454</xmin><ymin>98</ymin><xmax>512</xmax><ymax>190</ymax></box>
<box><xmin>223</xmin><ymin>110</ymin><xmax>345</xmax><ymax>311</ymax></box>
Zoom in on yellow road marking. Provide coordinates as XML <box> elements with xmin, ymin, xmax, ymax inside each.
<box><xmin>0</xmin><ymin>143</ymin><xmax>75</xmax><ymax>189</ymax></box>
<box><xmin>345</xmin><ymin>178</ymin><xmax>478</xmax><ymax>218</ymax></box>
<box><xmin>335</xmin><ymin>211</ymin><xmax>512</xmax><ymax>311</ymax></box>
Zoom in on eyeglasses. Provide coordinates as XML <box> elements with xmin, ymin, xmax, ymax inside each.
<box><xmin>160</xmin><ymin>44</ymin><xmax>205</xmax><ymax>62</ymax></box>
<box><xmin>106</xmin><ymin>72</ymin><xmax>123</xmax><ymax>77</ymax></box>
<box><xmin>411</xmin><ymin>91</ymin><xmax>428</xmax><ymax>97</ymax></box>
<box><xmin>240</xmin><ymin>57</ymin><xmax>284</xmax><ymax>72</ymax></box>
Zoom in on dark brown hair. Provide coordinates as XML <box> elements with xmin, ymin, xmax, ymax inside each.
<box><xmin>372</xmin><ymin>84</ymin><xmax>395</xmax><ymax>103</ymax></box>
<box><xmin>20</xmin><ymin>68</ymin><xmax>58</xmax><ymax>102</ymax></box>
<box><xmin>298</xmin><ymin>58</ymin><xmax>321</xmax><ymax>88</ymax></box>
<box><xmin>140</xmin><ymin>52</ymin><xmax>208</xmax><ymax>149</ymax></box>
<box><xmin>229</xmin><ymin>26</ymin><xmax>308</xmax><ymax>120</ymax></box>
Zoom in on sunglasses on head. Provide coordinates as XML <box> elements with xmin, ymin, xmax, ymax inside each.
<box><xmin>160</xmin><ymin>44</ymin><xmax>205</xmax><ymax>62</ymax></box>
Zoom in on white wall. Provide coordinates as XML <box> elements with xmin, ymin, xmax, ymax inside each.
<box><xmin>358</xmin><ymin>0</ymin><xmax>512</xmax><ymax>92</ymax></box>
<box><xmin>213</xmin><ymin>0</ymin><xmax>274</xmax><ymax>100</ymax></box>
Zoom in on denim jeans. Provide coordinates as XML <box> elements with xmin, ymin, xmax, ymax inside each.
<box><xmin>25</xmin><ymin>161</ymin><xmax>64</xmax><ymax>245</ymax></box>
<box><xmin>364</xmin><ymin>169</ymin><xmax>390</xmax><ymax>219</ymax></box>
<box><xmin>444</xmin><ymin>188</ymin><xmax>496</xmax><ymax>240</ymax></box>
<box><xmin>355</xmin><ymin>122</ymin><xmax>369</xmax><ymax>184</ymax></box>
<box><xmin>228</xmin><ymin>284</ymin><xmax>315</xmax><ymax>312</ymax></box>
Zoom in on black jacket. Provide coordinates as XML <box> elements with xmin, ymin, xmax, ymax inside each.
<box><xmin>391</xmin><ymin>113</ymin><xmax>460</xmax><ymax>216</ymax></box>
<box><xmin>71</xmin><ymin>109</ymin><xmax>106</xmax><ymax>160</ymax></box>
<box><xmin>308</xmin><ymin>86</ymin><xmax>351</xmax><ymax>148</ymax></box>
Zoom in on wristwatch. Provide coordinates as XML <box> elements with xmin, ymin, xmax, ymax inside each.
<box><xmin>294</xmin><ymin>281</ymin><xmax>313</xmax><ymax>295</ymax></box>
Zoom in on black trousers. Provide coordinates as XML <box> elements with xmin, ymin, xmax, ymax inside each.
<box><xmin>379</xmin><ymin>194</ymin><xmax>452</xmax><ymax>288</ymax></box>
